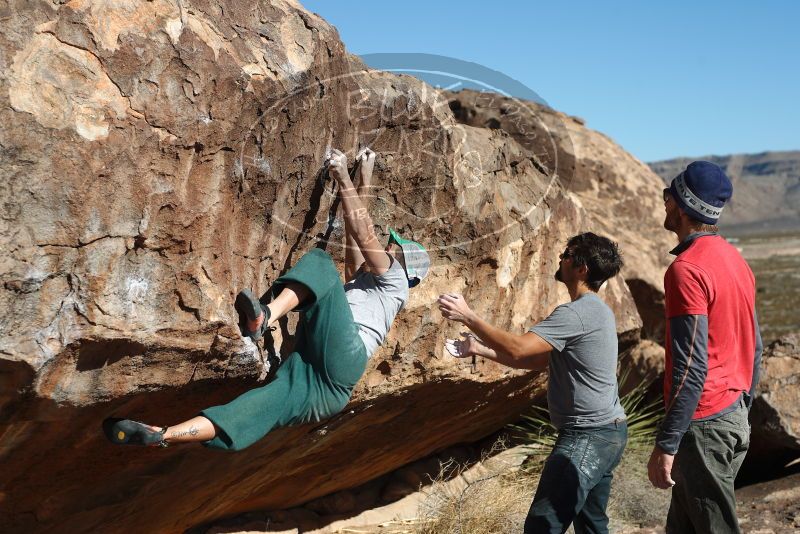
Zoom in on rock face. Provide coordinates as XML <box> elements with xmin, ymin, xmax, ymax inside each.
<box><xmin>446</xmin><ymin>90</ymin><xmax>674</xmax><ymax>344</ymax></box>
<box><xmin>748</xmin><ymin>334</ymin><xmax>800</xmax><ymax>469</ymax></box>
<box><xmin>649</xmin><ymin>151</ymin><xmax>800</xmax><ymax>234</ymax></box>
<box><xmin>0</xmin><ymin>1</ymin><xmax>670</xmax><ymax>532</ymax></box>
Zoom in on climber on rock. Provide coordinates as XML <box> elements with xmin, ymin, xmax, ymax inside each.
<box><xmin>103</xmin><ymin>147</ymin><xmax>430</xmax><ymax>451</ymax></box>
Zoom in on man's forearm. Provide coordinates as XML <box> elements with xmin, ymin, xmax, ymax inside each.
<box><xmin>464</xmin><ymin>313</ymin><xmax>534</xmax><ymax>364</ymax></box>
<box><xmin>344</xmin><ymin>183</ymin><xmax>370</xmax><ymax>279</ymax></box>
<box><xmin>657</xmin><ymin>314</ymin><xmax>708</xmax><ymax>454</ymax></box>
<box><xmin>345</xmin><ymin>183</ymin><xmax>372</xmax><ymax>238</ymax></box>
<box><xmin>337</xmin><ymin>177</ymin><xmax>377</xmax><ymax>248</ymax></box>
<box><xmin>748</xmin><ymin>311</ymin><xmax>763</xmax><ymax>407</ymax></box>
<box><xmin>657</xmin><ymin>383</ymin><xmax>703</xmax><ymax>454</ymax></box>
<box><xmin>438</xmin><ymin>293</ymin><xmax>552</xmax><ymax>370</ymax></box>
<box><xmin>475</xmin><ymin>344</ymin><xmax>547</xmax><ymax>370</ymax></box>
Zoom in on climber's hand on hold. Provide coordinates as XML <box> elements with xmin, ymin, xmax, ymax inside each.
<box><xmin>437</xmin><ymin>293</ymin><xmax>475</xmax><ymax>325</ymax></box>
<box><xmin>327</xmin><ymin>149</ymin><xmax>349</xmax><ymax>182</ymax></box>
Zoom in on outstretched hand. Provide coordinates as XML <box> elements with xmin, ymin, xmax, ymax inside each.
<box><xmin>444</xmin><ymin>332</ymin><xmax>484</xmax><ymax>359</ymax></box>
<box><xmin>438</xmin><ymin>293</ymin><xmax>475</xmax><ymax>324</ymax></box>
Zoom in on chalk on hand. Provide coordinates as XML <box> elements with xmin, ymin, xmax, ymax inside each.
<box><xmin>444</xmin><ymin>340</ymin><xmax>459</xmax><ymax>357</ymax></box>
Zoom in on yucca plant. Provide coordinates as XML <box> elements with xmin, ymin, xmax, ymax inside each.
<box><xmin>511</xmin><ymin>405</ymin><xmax>558</xmax><ymax>463</ymax></box>
<box><xmin>511</xmin><ymin>370</ymin><xmax>663</xmax><ymax>464</ymax></box>
<box><xmin>618</xmin><ymin>369</ymin><xmax>663</xmax><ymax>450</ymax></box>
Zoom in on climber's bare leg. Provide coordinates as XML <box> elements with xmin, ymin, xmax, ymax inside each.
<box><xmin>163</xmin><ymin>416</ymin><xmax>216</xmax><ymax>444</ymax></box>
<box><xmin>131</xmin><ymin>415</ymin><xmax>216</xmax><ymax>446</ymax></box>
<box><xmin>245</xmin><ymin>282</ymin><xmax>311</xmax><ymax>332</ymax></box>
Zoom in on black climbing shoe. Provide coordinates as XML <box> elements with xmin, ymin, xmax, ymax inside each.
<box><xmin>103</xmin><ymin>418</ymin><xmax>169</xmax><ymax>447</ymax></box>
<box><xmin>235</xmin><ymin>289</ymin><xmax>272</xmax><ymax>341</ymax></box>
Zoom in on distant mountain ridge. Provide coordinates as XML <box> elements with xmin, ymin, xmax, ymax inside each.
<box><xmin>649</xmin><ymin>151</ymin><xmax>800</xmax><ymax>235</ymax></box>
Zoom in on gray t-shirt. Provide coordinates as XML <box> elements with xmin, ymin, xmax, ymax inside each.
<box><xmin>529</xmin><ymin>292</ymin><xmax>626</xmax><ymax>429</ymax></box>
<box><xmin>344</xmin><ymin>257</ymin><xmax>409</xmax><ymax>357</ymax></box>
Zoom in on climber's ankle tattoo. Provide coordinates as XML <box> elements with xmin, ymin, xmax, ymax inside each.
<box><xmin>170</xmin><ymin>426</ymin><xmax>199</xmax><ymax>439</ymax></box>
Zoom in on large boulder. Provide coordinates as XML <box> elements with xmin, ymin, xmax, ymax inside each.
<box><xmin>443</xmin><ymin>90</ymin><xmax>674</xmax><ymax>344</ymax></box>
<box><xmin>748</xmin><ymin>334</ymin><xmax>800</xmax><ymax>469</ymax></box>
<box><xmin>0</xmin><ymin>1</ymin><xmax>668</xmax><ymax>532</ymax></box>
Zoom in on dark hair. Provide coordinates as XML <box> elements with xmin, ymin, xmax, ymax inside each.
<box><xmin>566</xmin><ymin>232</ymin><xmax>624</xmax><ymax>291</ymax></box>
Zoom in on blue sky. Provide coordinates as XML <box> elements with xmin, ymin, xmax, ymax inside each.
<box><xmin>302</xmin><ymin>1</ymin><xmax>799</xmax><ymax>163</ymax></box>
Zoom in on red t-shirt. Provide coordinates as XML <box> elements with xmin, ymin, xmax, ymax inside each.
<box><xmin>663</xmin><ymin>234</ymin><xmax>757</xmax><ymax>419</ymax></box>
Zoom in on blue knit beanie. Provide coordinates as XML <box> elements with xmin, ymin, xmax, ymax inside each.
<box><xmin>669</xmin><ymin>161</ymin><xmax>733</xmax><ymax>225</ymax></box>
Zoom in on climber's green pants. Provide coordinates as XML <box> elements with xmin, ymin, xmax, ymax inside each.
<box><xmin>201</xmin><ymin>249</ymin><xmax>368</xmax><ymax>451</ymax></box>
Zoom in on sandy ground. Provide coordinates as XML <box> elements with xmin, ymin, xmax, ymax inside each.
<box><xmin>737</xmin><ymin>468</ymin><xmax>800</xmax><ymax>534</ymax></box>
<box><xmin>735</xmin><ymin>233</ymin><xmax>800</xmax><ymax>260</ymax></box>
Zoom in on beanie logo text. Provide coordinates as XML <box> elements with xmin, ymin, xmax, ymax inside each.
<box><xmin>675</xmin><ymin>173</ymin><xmax>724</xmax><ymax>220</ymax></box>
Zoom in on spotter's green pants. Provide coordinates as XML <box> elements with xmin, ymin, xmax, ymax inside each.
<box><xmin>666</xmin><ymin>400</ymin><xmax>750</xmax><ymax>534</ymax></box>
<box><xmin>201</xmin><ymin>249</ymin><xmax>367</xmax><ymax>451</ymax></box>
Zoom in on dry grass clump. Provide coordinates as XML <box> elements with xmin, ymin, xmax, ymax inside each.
<box><xmin>413</xmin><ymin>467</ymin><xmax>537</xmax><ymax>534</ymax></box>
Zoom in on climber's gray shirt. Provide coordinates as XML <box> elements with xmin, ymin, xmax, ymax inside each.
<box><xmin>344</xmin><ymin>257</ymin><xmax>408</xmax><ymax>357</ymax></box>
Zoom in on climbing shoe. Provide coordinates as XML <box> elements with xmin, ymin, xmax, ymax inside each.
<box><xmin>235</xmin><ymin>289</ymin><xmax>272</xmax><ymax>341</ymax></box>
<box><xmin>103</xmin><ymin>418</ymin><xmax>169</xmax><ymax>447</ymax></box>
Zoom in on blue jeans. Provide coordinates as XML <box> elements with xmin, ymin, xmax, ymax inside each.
<box><xmin>524</xmin><ymin>420</ymin><xmax>628</xmax><ymax>534</ymax></box>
